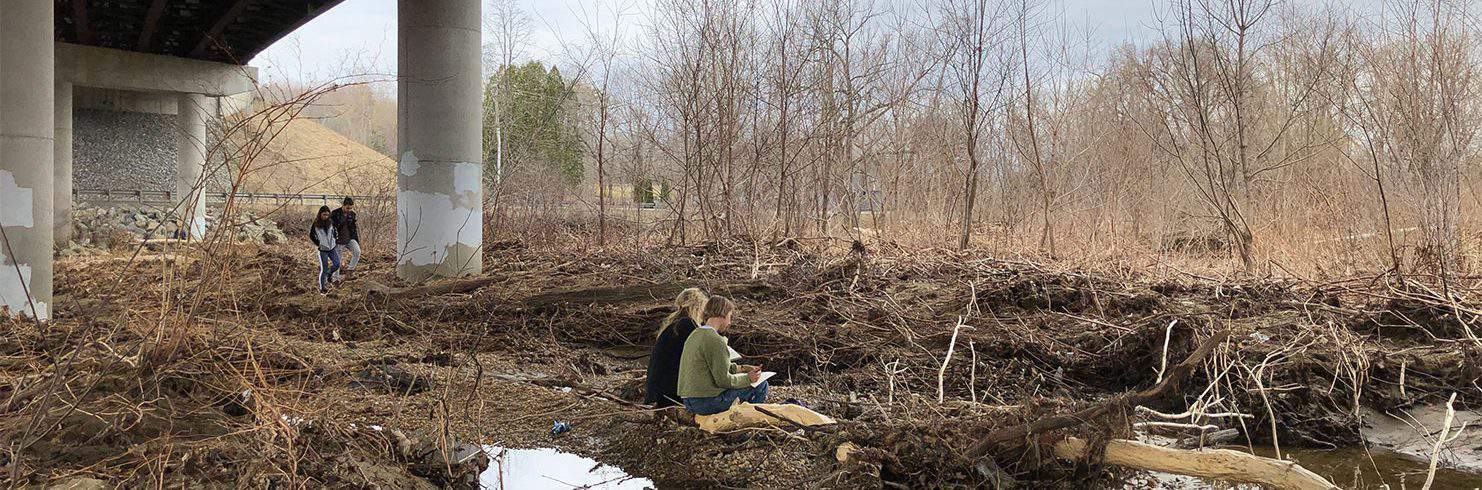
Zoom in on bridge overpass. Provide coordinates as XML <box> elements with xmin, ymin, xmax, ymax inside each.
<box><xmin>1</xmin><ymin>1</ymin><xmax>484</xmax><ymax>321</ymax></box>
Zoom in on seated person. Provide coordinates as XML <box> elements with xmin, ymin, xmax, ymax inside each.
<box><xmin>644</xmin><ymin>288</ymin><xmax>708</xmax><ymax>407</ymax></box>
<box><xmin>677</xmin><ymin>295</ymin><xmax>767</xmax><ymax>415</ymax></box>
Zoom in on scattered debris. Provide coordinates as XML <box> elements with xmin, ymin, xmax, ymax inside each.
<box><xmin>6</xmin><ymin>239</ymin><xmax>1481</xmax><ymax>488</ymax></box>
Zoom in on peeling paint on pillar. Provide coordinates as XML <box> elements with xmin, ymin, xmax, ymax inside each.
<box><xmin>0</xmin><ymin>170</ymin><xmax>35</xmax><ymax>228</ymax></box>
<box><xmin>395</xmin><ymin>161</ymin><xmax>483</xmax><ymax>278</ymax></box>
<box><xmin>0</xmin><ymin>172</ymin><xmax>48</xmax><ymax>321</ymax></box>
<box><xmin>398</xmin><ymin>151</ymin><xmax>420</xmax><ymax>177</ymax></box>
<box><xmin>0</xmin><ymin>249</ymin><xmax>47</xmax><ymax>321</ymax></box>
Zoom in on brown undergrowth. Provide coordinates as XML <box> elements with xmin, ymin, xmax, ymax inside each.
<box><xmin>1</xmin><ymin>235</ymin><xmax>1478</xmax><ymax>488</ymax></box>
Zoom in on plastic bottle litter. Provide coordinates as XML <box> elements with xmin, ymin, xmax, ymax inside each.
<box><xmin>550</xmin><ymin>420</ymin><xmax>571</xmax><ymax>437</ymax></box>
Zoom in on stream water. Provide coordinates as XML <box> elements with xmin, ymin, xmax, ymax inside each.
<box><xmin>1274</xmin><ymin>446</ymin><xmax>1482</xmax><ymax>490</ymax></box>
<box><xmin>478</xmin><ymin>446</ymin><xmax>655</xmax><ymax>490</ymax></box>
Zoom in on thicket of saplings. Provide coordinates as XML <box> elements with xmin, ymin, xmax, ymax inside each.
<box><xmin>470</xmin><ymin>0</ymin><xmax>1482</xmax><ymax>286</ymax></box>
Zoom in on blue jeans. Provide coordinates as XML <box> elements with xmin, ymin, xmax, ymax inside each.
<box><xmin>683</xmin><ymin>381</ymin><xmax>769</xmax><ymax>415</ymax></box>
<box><xmin>317</xmin><ymin>249</ymin><xmax>341</xmax><ymax>290</ymax></box>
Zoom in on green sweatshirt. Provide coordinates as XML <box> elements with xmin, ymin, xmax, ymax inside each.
<box><xmin>677</xmin><ymin>326</ymin><xmax>750</xmax><ymax>398</ymax></box>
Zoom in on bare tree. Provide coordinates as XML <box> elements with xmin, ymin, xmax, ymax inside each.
<box><xmin>939</xmin><ymin>0</ymin><xmax>1013</xmax><ymax>250</ymax></box>
<box><xmin>1136</xmin><ymin>0</ymin><xmax>1338</xmax><ymax>269</ymax></box>
<box><xmin>1336</xmin><ymin>0</ymin><xmax>1478</xmax><ymax>284</ymax></box>
<box><xmin>484</xmin><ymin>0</ymin><xmax>533</xmax><ymax>188</ymax></box>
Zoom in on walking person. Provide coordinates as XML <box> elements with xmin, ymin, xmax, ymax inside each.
<box><xmin>309</xmin><ymin>206</ymin><xmax>341</xmax><ymax>295</ymax></box>
<box><xmin>330</xmin><ymin>197</ymin><xmax>360</xmax><ymax>280</ymax></box>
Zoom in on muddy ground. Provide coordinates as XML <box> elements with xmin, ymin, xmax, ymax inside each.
<box><xmin>1</xmin><ymin>236</ymin><xmax>1479</xmax><ymax>488</ymax></box>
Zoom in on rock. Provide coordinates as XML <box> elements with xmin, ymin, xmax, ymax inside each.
<box><xmin>66</xmin><ymin>204</ymin><xmax>289</xmax><ymax>247</ymax></box>
<box><xmin>237</xmin><ymin>223</ymin><xmax>266</xmax><ymax>243</ymax></box>
<box><xmin>74</xmin><ymin>108</ymin><xmax>182</xmax><ymax>192</ymax></box>
<box><xmin>403</xmin><ymin>433</ymin><xmax>488</xmax><ymax>488</ymax></box>
<box><xmin>836</xmin><ymin>442</ymin><xmax>861</xmax><ymax>462</ymax></box>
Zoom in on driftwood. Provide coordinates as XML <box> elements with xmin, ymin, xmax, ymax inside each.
<box><xmin>694</xmin><ymin>402</ymin><xmax>837</xmax><ymax>433</ymax></box>
<box><xmin>966</xmin><ymin>331</ymin><xmax>1230</xmax><ymax>458</ymax></box>
<box><xmin>1054</xmin><ymin>437</ymin><xmax>1339</xmax><ymax>490</ymax></box>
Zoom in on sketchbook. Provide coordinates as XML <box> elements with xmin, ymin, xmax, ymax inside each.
<box><xmin>728</xmin><ymin>346</ymin><xmax>742</xmax><ymax>361</ymax></box>
<box><xmin>751</xmin><ymin>371</ymin><xmax>776</xmax><ymax>388</ymax></box>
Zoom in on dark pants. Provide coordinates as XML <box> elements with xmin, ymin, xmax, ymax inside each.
<box><xmin>682</xmin><ymin>381</ymin><xmax>769</xmax><ymax>415</ymax></box>
<box><xmin>317</xmin><ymin>249</ymin><xmax>341</xmax><ymax>291</ymax></box>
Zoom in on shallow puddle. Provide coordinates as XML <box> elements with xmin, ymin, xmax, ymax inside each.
<box><xmin>479</xmin><ymin>446</ymin><xmax>654</xmax><ymax>489</ymax></box>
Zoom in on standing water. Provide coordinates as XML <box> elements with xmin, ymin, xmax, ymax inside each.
<box><xmin>479</xmin><ymin>446</ymin><xmax>654</xmax><ymax>489</ymax></box>
<box><xmin>1275</xmin><ymin>446</ymin><xmax>1482</xmax><ymax>490</ymax></box>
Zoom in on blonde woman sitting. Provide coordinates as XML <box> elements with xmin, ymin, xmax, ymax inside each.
<box><xmin>644</xmin><ymin>288</ymin><xmax>708</xmax><ymax>408</ymax></box>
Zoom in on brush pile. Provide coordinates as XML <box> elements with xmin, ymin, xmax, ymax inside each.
<box><xmin>1</xmin><ymin>236</ymin><xmax>1477</xmax><ymax>487</ymax></box>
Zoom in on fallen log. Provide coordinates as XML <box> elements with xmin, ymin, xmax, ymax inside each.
<box><xmin>966</xmin><ymin>330</ymin><xmax>1229</xmax><ymax>458</ymax></box>
<box><xmin>365</xmin><ymin>277</ymin><xmax>778</xmax><ymax>304</ymax></box>
<box><xmin>523</xmin><ymin>280</ymin><xmax>778</xmax><ymax>310</ymax></box>
<box><xmin>365</xmin><ymin>277</ymin><xmax>504</xmax><ymax>300</ymax></box>
<box><xmin>1054</xmin><ymin>437</ymin><xmax>1339</xmax><ymax>490</ymax></box>
<box><xmin>491</xmin><ymin>373</ymin><xmax>647</xmax><ymax>409</ymax></box>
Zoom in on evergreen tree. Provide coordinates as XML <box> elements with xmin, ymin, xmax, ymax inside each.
<box><xmin>483</xmin><ymin>62</ymin><xmax>585</xmax><ymax>186</ymax></box>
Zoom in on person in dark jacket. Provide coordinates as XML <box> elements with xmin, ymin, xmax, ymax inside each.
<box><xmin>330</xmin><ymin>197</ymin><xmax>360</xmax><ymax>280</ymax></box>
<box><xmin>308</xmin><ymin>205</ymin><xmax>340</xmax><ymax>294</ymax></box>
<box><xmin>645</xmin><ymin>288</ymin><xmax>709</xmax><ymax>407</ymax></box>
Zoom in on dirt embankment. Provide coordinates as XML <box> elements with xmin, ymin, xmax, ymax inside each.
<box><xmin>223</xmin><ymin>115</ymin><xmax>395</xmax><ymax>196</ymax></box>
<box><xmin>1</xmin><ymin>238</ymin><xmax>1478</xmax><ymax>488</ymax></box>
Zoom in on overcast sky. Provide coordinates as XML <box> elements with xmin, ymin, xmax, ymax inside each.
<box><xmin>253</xmin><ymin>0</ymin><xmax>1173</xmax><ymax>88</ymax></box>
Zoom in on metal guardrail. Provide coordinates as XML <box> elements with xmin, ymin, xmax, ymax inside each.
<box><xmin>73</xmin><ymin>188</ymin><xmax>390</xmax><ymax>205</ymax></box>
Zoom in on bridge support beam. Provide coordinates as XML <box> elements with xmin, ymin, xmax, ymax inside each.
<box><xmin>0</xmin><ymin>1</ymin><xmax>56</xmax><ymax>320</ymax></box>
<box><xmin>54</xmin><ymin>81</ymin><xmax>73</xmax><ymax>245</ymax></box>
<box><xmin>176</xmin><ymin>93</ymin><xmax>209</xmax><ymax>238</ymax></box>
<box><xmin>395</xmin><ymin>0</ymin><xmax>483</xmax><ymax>280</ymax></box>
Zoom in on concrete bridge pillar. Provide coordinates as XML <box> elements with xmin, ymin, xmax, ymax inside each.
<box><xmin>176</xmin><ymin>93</ymin><xmax>209</xmax><ymax>238</ymax></box>
<box><xmin>396</xmin><ymin>0</ymin><xmax>483</xmax><ymax>280</ymax></box>
<box><xmin>54</xmin><ymin>80</ymin><xmax>73</xmax><ymax>245</ymax></box>
<box><xmin>0</xmin><ymin>1</ymin><xmax>56</xmax><ymax>320</ymax></box>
